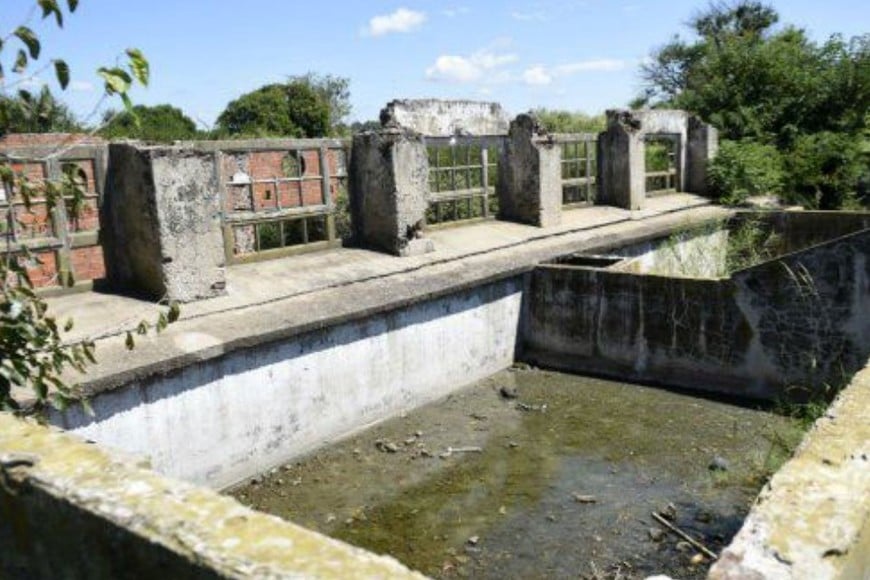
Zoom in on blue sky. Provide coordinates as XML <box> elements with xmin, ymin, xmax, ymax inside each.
<box><xmin>4</xmin><ymin>0</ymin><xmax>869</xmax><ymax>129</ymax></box>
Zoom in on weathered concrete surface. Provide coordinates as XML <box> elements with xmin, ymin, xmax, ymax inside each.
<box><xmin>0</xmin><ymin>413</ymin><xmax>424</xmax><ymax>579</ymax></box>
<box><xmin>524</xmin><ymin>224</ymin><xmax>870</xmax><ymax>399</ymax></box>
<box><xmin>349</xmin><ymin>129</ymin><xmax>433</xmax><ymax>256</ymax></box>
<box><xmin>103</xmin><ymin>144</ymin><xmax>226</xmax><ymax>302</ymax></box>
<box><xmin>55</xmin><ymin>278</ymin><xmax>524</xmax><ymax>488</ymax></box>
<box><xmin>380</xmin><ymin>99</ymin><xmax>509</xmax><ymax>136</ymax></box>
<box><xmin>709</xmin><ymin>360</ymin><xmax>870</xmax><ymax>580</ymax></box>
<box><xmin>497</xmin><ymin>114</ymin><xmax>563</xmax><ymax>227</ymax></box>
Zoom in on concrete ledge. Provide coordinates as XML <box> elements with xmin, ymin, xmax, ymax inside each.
<box><xmin>0</xmin><ymin>413</ymin><xmax>424</xmax><ymax>579</ymax></box>
<box><xmin>709</xmin><ymin>360</ymin><xmax>870</xmax><ymax>579</ymax></box>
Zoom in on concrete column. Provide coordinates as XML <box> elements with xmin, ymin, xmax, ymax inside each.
<box><xmin>597</xmin><ymin>110</ymin><xmax>645</xmax><ymax>210</ymax></box>
<box><xmin>686</xmin><ymin>116</ymin><xmax>719</xmax><ymax>195</ymax></box>
<box><xmin>102</xmin><ymin>144</ymin><xmax>226</xmax><ymax>302</ymax></box>
<box><xmin>348</xmin><ymin>128</ymin><xmax>434</xmax><ymax>256</ymax></box>
<box><xmin>497</xmin><ymin>114</ymin><xmax>562</xmax><ymax>227</ymax></box>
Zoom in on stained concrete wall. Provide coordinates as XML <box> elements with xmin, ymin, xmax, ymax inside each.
<box><xmin>497</xmin><ymin>114</ymin><xmax>562</xmax><ymax>227</ymax></box>
<box><xmin>523</xmin><ymin>228</ymin><xmax>870</xmax><ymax>399</ymax></box>
<box><xmin>55</xmin><ymin>278</ymin><xmax>524</xmax><ymax>488</ymax></box>
<box><xmin>103</xmin><ymin>144</ymin><xmax>226</xmax><ymax>302</ymax></box>
<box><xmin>380</xmin><ymin>99</ymin><xmax>509</xmax><ymax>136</ymax></box>
<box><xmin>0</xmin><ymin>413</ymin><xmax>424</xmax><ymax>579</ymax></box>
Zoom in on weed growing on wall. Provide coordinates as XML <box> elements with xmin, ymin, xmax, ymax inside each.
<box><xmin>724</xmin><ymin>216</ymin><xmax>782</xmax><ymax>272</ymax></box>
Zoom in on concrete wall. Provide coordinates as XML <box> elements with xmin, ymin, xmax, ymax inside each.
<box><xmin>54</xmin><ymin>278</ymin><xmax>524</xmax><ymax>488</ymax></box>
<box><xmin>523</xmin><ymin>228</ymin><xmax>870</xmax><ymax>400</ymax></box>
<box><xmin>598</xmin><ymin>109</ymin><xmax>717</xmax><ymax>210</ymax></box>
<box><xmin>0</xmin><ymin>413</ymin><xmax>423</xmax><ymax>579</ymax></box>
<box><xmin>103</xmin><ymin>144</ymin><xmax>226</xmax><ymax>302</ymax></box>
<box><xmin>380</xmin><ymin>99</ymin><xmax>509</xmax><ymax>136</ymax></box>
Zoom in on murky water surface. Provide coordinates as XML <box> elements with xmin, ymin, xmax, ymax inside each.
<box><xmin>228</xmin><ymin>369</ymin><xmax>801</xmax><ymax>579</ymax></box>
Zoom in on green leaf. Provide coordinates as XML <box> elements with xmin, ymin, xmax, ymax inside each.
<box><xmin>125</xmin><ymin>331</ymin><xmax>135</xmax><ymax>350</ymax></box>
<box><xmin>14</xmin><ymin>26</ymin><xmax>41</xmax><ymax>59</ymax></box>
<box><xmin>13</xmin><ymin>50</ymin><xmax>28</xmax><ymax>74</ymax></box>
<box><xmin>38</xmin><ymin>0</ymin><xmax>63</xmax><ymax>27</ymax></box>
<box><xmin>126</xmin><ymin>48</ymin><xmax>149</xmax><ymax>86</ymax></box>
<box><xmin>156</xmin><ymin>312</ymin><xmax>168</xmax><ymax>332</ymax></box>
<box><xmin>97</xmin><ymin>67</ymin><xmax>132</xmax><ymax>95</ymax></box>
<box><xmin>136</xmin><ymin>320</ymin><xmax>149</xmax><ymax>335</ymax></box>
<box><xmin>121</xmin><ymin>93</ymin><xmax>134</xmax><ymax>117</ymax></box>
<box><xmin>67</xmin><ymin>0</ymin><xmax>79</xmax><ymax>12</ymax></box>
<box><xmin>167</xmin><ymin>301</ymin><xmax>181</xmax><ymax>323</ymax></box>
<box><xmin>63</xmin><ymin>318</ymin><xmax>74</xmax><ymax>332</ymax></box>
<box><xmin>54</xmin><ymin>59</ymin><xmax>70</xmax><ymax>89</ymax></box>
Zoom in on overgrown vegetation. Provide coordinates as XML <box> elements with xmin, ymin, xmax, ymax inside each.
<box><xmin>637</xmin><ymin>1</ymin><xmax>869</xmax><ymax>209</ymax></box>
<box><xmin>532</xmin><ymin>108</ymin><xmax>605</xmax><ymax>134</ymax></box>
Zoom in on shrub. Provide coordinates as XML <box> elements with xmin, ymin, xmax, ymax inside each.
<box><xmin>782</xmin><ymin>132</ymin><xmax>866</xmax><ymax>209</ymax></box>
<box><xmin>707</xmin><ymin>140</ymin><xmax>785</xmax><ymax>205</ymax></box>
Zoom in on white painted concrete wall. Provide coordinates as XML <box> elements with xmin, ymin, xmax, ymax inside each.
<box><xmin>58</xmin><ymin>278</ymin><xmax>524</xmax><ymax>489</ymax></box>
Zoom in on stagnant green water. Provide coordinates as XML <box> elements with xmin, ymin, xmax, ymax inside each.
<box><xmin>228</xmin><ymin>369</ymin><xmax>802</xmax><ymax>579</ymax></box>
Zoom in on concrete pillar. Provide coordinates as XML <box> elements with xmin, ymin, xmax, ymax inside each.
<box><xmin>348</xmin><ymin>128</ymin><xmax>434</xmax><ymax>256</ymax></box>
<box><xmin>102</xmin><ymin>144</ymin><xmax>226</xmax><ymax>302</ymax></box>
<box><xmin>597</xmin><ymin>110</ymin><xmax>646</xmax><ymax>210</ymax></box>
<box><xmin>497</xmin><ymin>114</ymin><xmax>562</xmax><ymax>227</ymax></box>
<box><xmin>686</xmin><ymin>116</ymin><xmax>719</xmax><ymax>195</ymax></box>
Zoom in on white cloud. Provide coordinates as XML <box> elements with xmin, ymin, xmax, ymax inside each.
<box><xmin>522</xmin><ymin>66</ymin><xmax>552</xmax><ymax>85</ymax></box>
<box><xmin>364</xmin><ymin>8</ymin><xmax>426</xmax><ymax>37</ymax></box>
<box><xmin>70</xmin><ymin>80</ymin><xmax>94</xmax><ymax>92</ymax></box>
<box><xmin>442</xmin><ymin>7</ymin><xmax>470</xmax><ymax>17</ymax></box>
<box><xmin>426</xmin><ymin>48</ymin><xmax>518</xmax><ymax>83</ymax></box>
<box><xmin>554</xmin><ymin>59</ymin><xmax>626</xmax><ymax>74</ymax></box>
<box><xmin>522</xmin><ymin>58</ymin><xmax>625</xmax><ymax>85</ymax></box>
<box><xmin>511</xmin><ymin>11</ymin><xmax>546</xmax><ymax>21</ymax></box>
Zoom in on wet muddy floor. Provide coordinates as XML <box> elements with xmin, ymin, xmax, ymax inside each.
<box><xmin>228</xmin><ymin>368</ymin><xmax>802</xmax><ymax>579</ymax></box>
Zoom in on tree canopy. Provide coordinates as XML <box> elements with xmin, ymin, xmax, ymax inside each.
<box><xmin>100</xmin><ymin>104</ymin><xmax>199</xmax><ymax>142</ymax></box>
<box><xmin>0</xmin><ymin>86</ymin><xmax>81</xmax><ymax>135</ymax></box>
<box><xmin>216</xmin><ymin>74</ymin><xmax>350</xmax><ymax>138</ymax></box>
<box><xmin>637</xmin><ymin>1</ymin><xmax>869</xmax><ymax>208</ymax></box>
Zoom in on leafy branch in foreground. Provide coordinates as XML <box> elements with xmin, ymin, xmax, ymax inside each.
<box><xmin>1</xmin><ymin>0</ymin><xmax>152</xmax><ymax>412</ymax></box>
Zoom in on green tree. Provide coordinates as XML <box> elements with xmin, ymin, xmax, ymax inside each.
<box><xmin>1</xmin><ymin>0</ymin><xmax>151</xmax><ymax>412</ymax></box>
<box><xmin>100</xmin><ymin>104</ymin><xmax>199</xmax><ymax>142</ymax></box>
<box><xmin>0</xmin><ymin>86</ymin><xmax>80</xmax><ymax>134</ymax></box>
<box><xmin>638</xmin><ymin>1</ymin><xmax>869</xmax><ymax>208</ymax></box>
<box><xmin>216</xmin><ymin>81</ymin><xmax>330</xmax><ymax>138</ymax></box>
<box><xmin>293</xmin><ymin>72</ymin><xmax>352</xmax><ymax>135</ymax></box>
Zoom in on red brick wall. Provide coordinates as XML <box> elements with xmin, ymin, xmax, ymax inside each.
<box><xmin>1</xmin><ymin>133</ymin><xmax>107</xmax><ymax>289</ymax></box>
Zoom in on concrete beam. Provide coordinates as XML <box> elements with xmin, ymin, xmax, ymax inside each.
<box><xmin>102</xmin><ymin>144</ymin><xmax>226</xmax><ymax>302</ymax></box>
<box><xmin>349</xmin><ymin>129</ymin><xmax>434</xmax><ymax>256</ymax></box>
<box><xmin>497</xmin><ymin>114</ymin><xmax>562</xmax><ymax>227</ymax></box>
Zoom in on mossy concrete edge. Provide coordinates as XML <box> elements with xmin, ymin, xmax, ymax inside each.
<box><xmin>709</xmin><ymin>359</ymin><xmax>870</xmax><ymax>579</ymax></box>
<box><xmin>0</xmin><ymin>414</ymin><xmax>426</xmax><ymax>579</ymax></box>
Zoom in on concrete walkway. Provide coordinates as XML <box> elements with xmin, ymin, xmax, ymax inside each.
<box><xmin>42</xmin><ymin>193</ymin><xmax>728</xmax><ymax>397</ymax></box>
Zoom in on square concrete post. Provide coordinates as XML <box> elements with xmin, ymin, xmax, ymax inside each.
<box><xmin>102</xmin><ymin>144</ymin><xmax>226</xmax><ymax>302</ymax></box>
<box><xmin>597</xmin><ymin>110</ymin><xmax>645</xmax><ymax>210</ymax></box>
<box><xmin>349</xmin><ymin>129</ymin><xmax>434</xmax><ymax>257</ymax></box>
<box><xmin>497</xmin><ymin>114</ymin><xmax>562</xmax><ymax>227</ymax></box>
<box><xmin>686</xmin><ymin>116</ymin><xmax>719</xmax><ymax>195</ymax></box>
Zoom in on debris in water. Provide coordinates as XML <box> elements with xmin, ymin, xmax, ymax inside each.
<box><xmin>572</xmin><ymin>493</ymin><xmax>598</xmax><ymax>504</ymax></box>
<box><xmin>499</xmin><ymin>385</ymin><xmax>519</xmax><ymax>399</ymax></box>
<box><xmin>709</xmin><ymin>455</ymin><xmax>730</xmax><ymax>471</ymax></box>
<box><xmin>375</xmin><ymin>440</ymin><xmax>399</xmax><ymax>453</ymax></box>
<box><xmin>439</xmin><ymin>446</ymin><xmax>483</xmax><ymax>459</ymax></box>
<box><xmin>467</xmin><ymin>535</ymin><xmax>479</xmax><ymax>546</ymax></box>
<box><xmin>660</xmin><ymin>502</ymin><xmax>678</xmax><ymax>521</ymax></box>
<box><xmin>648</xmin><ymin>527</ymin><xmax>665</xmax><ymax>542</ymax></box>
